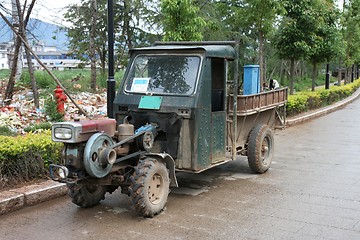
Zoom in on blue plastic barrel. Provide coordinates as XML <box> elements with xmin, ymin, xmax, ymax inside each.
<box><xmin>243</xmin><ymin>65</ymin><xmax>260</xmax><ymax>95</ymax></box>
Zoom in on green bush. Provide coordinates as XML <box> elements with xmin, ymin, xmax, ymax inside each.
<box><xmin>24</xmin><ymin>122</ymin><xmax>52</xmax><ymax>133</ymax></box>
<box><xmin>0</xmin><ymin>131</ymin><xmax>62</xmax><ymax>189</ymax></box>
<box><xmin>287</xmin><ymin>79</ymin><xmax>360</xmax><ymax>116</ymax></box>
<box><xmin>304</xmin><ymin>92</ymin><xmax>323</xmax><ymax>109</ymax></box>
<box><xmin>44</xmin><ymin>96</ymin><xmax>64</xmax><ymax>122</ymax></box>
<box><xmin>0</xmin><ymin>126</ymin><xmax>17</xmax><ymax>136</ymax></box>
<box><xmin>287</xmin><ymin>94</ymin><xmax>309</xmax><ymax>115</ymax></box>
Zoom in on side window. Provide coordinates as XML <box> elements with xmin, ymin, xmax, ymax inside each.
<box><xmin>211</xmin><ymin>58</ymin><xmax>225</xmax><ymax>112</ymax></box>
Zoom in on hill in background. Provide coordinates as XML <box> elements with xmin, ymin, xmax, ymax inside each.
<box><xmin>0</xmin><ymin>17</ymin><xmax>68</xmax><ymax>51</ymax></box>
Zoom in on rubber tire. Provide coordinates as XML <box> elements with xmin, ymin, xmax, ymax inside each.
<box><xmin>247</xmin><ymin>124</ymin><xmax>274</xmax><ymax>174</ymax></box>
<box><xmin>67</xmin><ymin>183</ymin><xmax>107</xmax><ymax>208</ymax></box>
<box><xmin>129</xmin><ymin>158</ymin><xmax>170</xmax><ymax>218</ymax></box>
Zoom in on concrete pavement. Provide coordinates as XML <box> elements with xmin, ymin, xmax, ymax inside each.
<box><xmin>1</xmin><ymin>87</ymin><xmax>360</xmax><ymax>216</ymax></box>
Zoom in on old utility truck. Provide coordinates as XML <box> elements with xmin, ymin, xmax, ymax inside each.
<box><xmin>50</xmin><ymin>41</ymin><xmax>287</xmax><ymax>217</ymax></box>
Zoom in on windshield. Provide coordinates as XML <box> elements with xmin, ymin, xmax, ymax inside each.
<box><xmin>125</xmin><ymin>55</ymin><xmax>201</xmax><ymax>95</ymax></box>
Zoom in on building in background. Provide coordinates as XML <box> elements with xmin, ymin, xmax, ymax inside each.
<box><xmin>0</xmin><ymin>42</ymin><xmax>12</xmax><ymax>69</ymax></box>
<box><xmin>0</xmin><ymin>41</ymin><xmax>83</xmax><ymax>70</ymax></box>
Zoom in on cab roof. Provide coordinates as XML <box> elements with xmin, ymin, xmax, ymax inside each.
<box><xmin>130</xmin><ymin>44</ymin><xmax>236</xmax><ymax>60</ymax></box>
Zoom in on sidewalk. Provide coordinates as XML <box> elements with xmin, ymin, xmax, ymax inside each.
<box><xmin>0</xmin><ymin>180</ymin><xmax>67</xmax><ymax>215</ymax></box>
<box><xmin>1</xmin><ymin>87</ymin><xmax>360</xmax><ymax>216</ymax></box>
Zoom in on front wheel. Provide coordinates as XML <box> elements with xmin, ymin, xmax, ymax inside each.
<box><xmin>129</xmin><ymin>158</ymin><xmax>170</xmax><ymax>217</ymax></box>
<box><xmin>67</xmin><ymin>183</ymin><xmax>107</xmax><ymax>208</ymax></box>
<box><xmin>247</xmin><ymin>124</ymin><xmax>274</xmax><ymax>174</ymax></box>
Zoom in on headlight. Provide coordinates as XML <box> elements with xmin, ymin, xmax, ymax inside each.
<box><xmin>54</xmin><ymin>127</ymin><xmax>73</xmax><ymax>140</ymax></box>
<box><xmin>58</xmin><ymin>167</ymin><xmax>69</xmax><ymax>178</ymax></box>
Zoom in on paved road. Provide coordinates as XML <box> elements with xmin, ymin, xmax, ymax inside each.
<box><xmin>1</xmin><ymin>99</ymin><xmax>360</xmax><ymax>240</ymax></box>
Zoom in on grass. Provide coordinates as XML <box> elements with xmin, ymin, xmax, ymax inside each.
<box><xmin>0</xmin><ymin>69</ymin><xmax>125</xmax><ymax>93</ymax></box>
<box><xmin>2</xmin><ymin>68</ymin><xmax>337</xmax><ymax>93</ymax></box>
<box><xmin>0</xmin><ymin>69</ymin><xmax>10</xmax><ymax>80</ymax></box>
<box><xmin>276</xmin><ymin>74</ymin><xmax>339</xmax><ymax>92</ymax></box>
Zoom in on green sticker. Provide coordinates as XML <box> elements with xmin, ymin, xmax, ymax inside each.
<box><xmin>138</xmin><ymin>96</ymin><xmax>162</xmax><ymax>110</ymax></box>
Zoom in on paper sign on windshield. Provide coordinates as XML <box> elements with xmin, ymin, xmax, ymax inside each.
<box><xmin>131</xmin><ymin>78</ymin><xmax>150</xmax><ymax>92</ymax></box>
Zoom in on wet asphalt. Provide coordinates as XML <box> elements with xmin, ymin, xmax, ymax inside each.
<box><xmin>1</xmin><ymin>98</ymin><xmax>360</xmax><ymax>240</ymax></box>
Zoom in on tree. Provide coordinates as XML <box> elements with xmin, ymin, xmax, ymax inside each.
<box><xmin>308</xmin><ymin>0</ymin><xmax>341</xmax><ymax>91</ymax></box>
<box><xmin>64</xmin><ymin>0</ymin><xmax>157</xmax><ymax>75</ymax></box>
<box><xmin>64</xmin><ymin>0</ymin><xmax>105</xmax><ymax>92</ymax></box>
<box><xmin>21</xmin><ymin>0</ymin><xmax>39</xmax><ymax>108</ymax></box>
<box><xmin>342</xmin><ymin>0</ymin><xmax>360</xmax><ymax>83</ymax></box>
<box><xmin>3</xmin><ymin>0</ymin><xmax>39</xmax><ymax>107</ymax></box>
<box><xmin>11</xmin><ymin>0</ymin><xmax>22</xmax><ymax>80</ymax></box>
<box><xmin>3</xmin><ymin>0</ymin><xmax>21</xmax><ymax>104</ymax></box>
<box><xmin>89</xmin><ymin>0</ymin><xmax>97</xmax><ymax>91</ymax></box>
<box><xmin>197</xmin><ymin>0</ymin><xmax>260</xmax><ymax>83</ymax></box>
<box><xmin>160</xmin><ymin>0</ymin><xmax>206</xmax><ymax>41</ymax></box>
<box><xmin>114</xmin><ymin>0</ymin><xmax>161</xmax><ymax>70</ymax></box>
<box><xmin>240</xmin><ymin>0</ymin><xmax>283</xmax><ymax>89</ymax></box>
<box><xmin>272</xmin><ymin>0</ymin><xmax>319</xmax><ymax>94</ymax></box>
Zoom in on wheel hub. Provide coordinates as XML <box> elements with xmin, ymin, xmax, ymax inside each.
<box><xmin>261</xmin><ymin>137</ymin><xmax>270</xmax><ymax>163</ymax></box>
<box><xmin>148</xmin><ymin>173</ymin><xmax>164</xmax><ymax>205</ymax></box>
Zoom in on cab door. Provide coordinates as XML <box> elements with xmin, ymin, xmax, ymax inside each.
<box><xmin>211</xmin><ymin>58</ymin><xmax>227</xmax><ymax>163</ymax></box>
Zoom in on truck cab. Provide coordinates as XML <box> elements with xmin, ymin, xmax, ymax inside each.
<box><xmin>50</xmin><ymin>42</ymin><xmax>287</xmax><ymax>217</ymax></box>
<box><xmin>114</xmin><ymin>44</ymin><xmax>235</xmax><ymax>172</ymax></box>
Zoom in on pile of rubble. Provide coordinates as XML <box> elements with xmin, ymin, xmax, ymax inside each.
<box><xmin>64</xmin><ymin>91</ymin><xmax>108</xmax><ymax>120</ymax></box>
<box><xmin>0</xmin><ymin>80</ymin><xmax>107</xmax><ymax>134</ymax></box>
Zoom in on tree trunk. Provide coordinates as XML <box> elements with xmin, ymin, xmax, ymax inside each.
<box><xmin>4</xmin><ymin>0</ymin><xmax>22</xmax><ymax>104</ymax></box>
<box><xmin>100</xmin><ymin>44</ymin><xmax>106</xmax><ymax>75</ymax></box>
<box><xmin>4</xmin><ymin>37</ymin><xmax>21</xmax><ymax>105</ymax></box>
<box><xmin>345</xmin><ymin>67</ymin><xmax>349</xmax><ymax>85</ymax></box>
<box><xmin>24</xmin><ymin>36</ymin><xmax>39</xmax><ymax>108</ymax></box>
<box><xmin>337</xmin><ymin>58</ymin><xmax>342</xmax><ymax>86</ymax></box>
<box><xmin>12</xmin><ymin>0</ymin><xmax>22</xmax><ymax>80</ymax></box>
<box><xmin>90</xmin><ymin>0</ymin><xmax>97</xmax><ymax>92</ymax></box>
<box><xmin>290</xmin><ymin>58</ymin><xmax>295</xmax><ymax>95</ymax></box>
<box><xmin>311</xmin><ymin>61</ymin><xmax>317</xmax><ymax>91</ymax></box>
<box><xmin>123</xmin><ymin>0</ymin><xmax>133</xmax><ymax>49</ymax></box>
<box><xmin>22</xmin><ymin>0</ymin><xmax>39</xmax><ymax>108</ymax></box>
<box><xmin>280</xmin><ymin>60</ymin><xmax>285</xmax><ymax>85</ymax></box>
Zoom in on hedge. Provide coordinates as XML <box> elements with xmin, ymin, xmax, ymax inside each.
<box><xmin>1</xmin><ymin>79</ymin><xmax>359</xmax><ymax>189</ymax></box>
<box><xmin>287</xmin><ymin>79</ymin><xmax>360</xmax><ymax>116</ymax></box>
<box><xmin>0</xmin><ymin>130</ymin><xmax>62</xmax><ymax>189</ymax></box>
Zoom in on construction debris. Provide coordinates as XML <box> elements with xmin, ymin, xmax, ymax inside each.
<box><xmin>0</xmin><ymin>80</ymin><xmax>107</xmax><ymax>134</ymax></box>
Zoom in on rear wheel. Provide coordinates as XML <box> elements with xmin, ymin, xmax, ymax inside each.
<box><xmin>129</xmin><ymin>158</ymin><xmax>170</xmax><ymax>217</ymax></box>
<box><xmin>67</xmin><ymin>183</ymin><xmax>107</xmax><ymax>208</ymax></box>
<box><xmin>247</xmin><ymin>124</ymin><xmax>274</xmax><ymax>174</ymax></box>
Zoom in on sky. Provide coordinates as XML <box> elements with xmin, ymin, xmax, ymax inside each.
<box><xmin>35</xmin><ymin>0</ymin><xmax>344</xmax><ymax>25</ymax></box>
<box><xmin>0</xmin><ymin>0</ymin><xmax>81</xmax><ymax>26</ymax></box>
<box><xmin>31</xmin><ymin>0</ymin><xmax>81</xmax><ymax>26</ymax></box>
<box><xmin>1</xmin><ymin>0</ymin><xmax>345</xmax><ymax>27</ymax></box>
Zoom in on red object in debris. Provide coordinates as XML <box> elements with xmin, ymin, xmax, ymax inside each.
<box><xmin>54</xmin><ymin>86</ymin><xmax>67</xmax><ymax>114</ymax></box>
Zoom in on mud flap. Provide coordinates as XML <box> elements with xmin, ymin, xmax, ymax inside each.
<box><xmin>144</xmin><ymin>153</ymin><xmax>178</xmax><ymax>187</ymax></box>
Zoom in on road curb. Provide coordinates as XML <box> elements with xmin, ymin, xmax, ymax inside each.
<box><xmin>0</xmin><ymin>181</ymin><xmax>67</xmax><ymax>215</ymax></box>
<box><xmin>1</xmin><ymin>88</ymin><xmax>360</xmax><ymax>216</ymax></box>
<box><xmin>286</xmin><ymin>87</ymin><xmax>360</xmax><ymax>126</ymax></box>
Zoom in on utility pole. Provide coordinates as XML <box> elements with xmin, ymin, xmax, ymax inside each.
<box><xmin>107</xmin><ymin>0</ymin><xmax>115</xmax><ymax>118</ymax></box>
<box><xmin>325</xmin><ymin>63</ymin><xmax>330</xmax><ymax>89</ymax></box>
